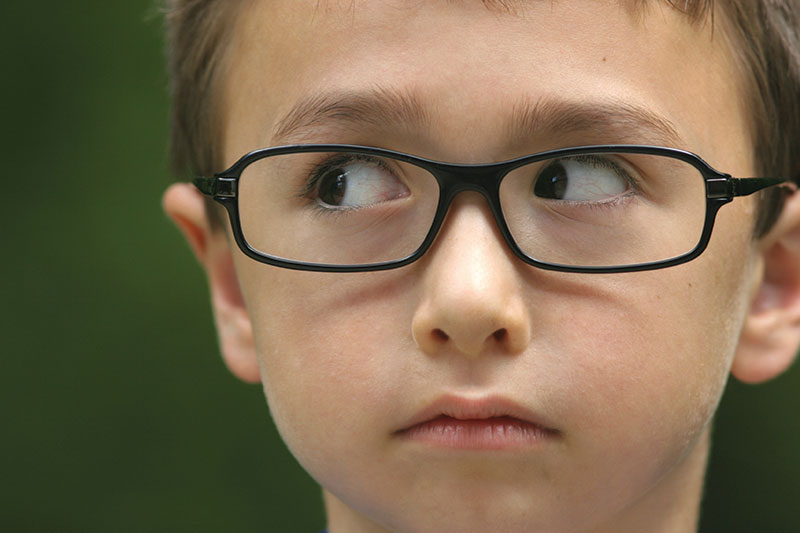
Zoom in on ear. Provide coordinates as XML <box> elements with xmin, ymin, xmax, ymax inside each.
<box><xmin>163</xmin><ymin>183</ymin><xmax>261</xmax><ymax>383</ymax></box>
<box><xmin>733</xmin><ymin>189</ymin><xmax>800</xmax><ymax>384</ymax></box>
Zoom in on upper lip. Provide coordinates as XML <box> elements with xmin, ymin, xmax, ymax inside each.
<box><xmin>395</xmin><ymin>394</ymin><xmax>557</xmax><ymax>434</ymax></box>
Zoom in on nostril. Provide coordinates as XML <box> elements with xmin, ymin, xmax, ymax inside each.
<box><xmin>493</xmin><ymin>329</ymin><xmax>507</xmax><ymax>341</ymax></box>
<box><xmin>433</xmin><ymin>329</ymin><xmax>449</xmax><ymax>342</ymax></box>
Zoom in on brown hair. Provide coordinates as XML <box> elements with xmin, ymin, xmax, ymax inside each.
<box><xmin>165</xmin><ymin>0</ymin><xmax>242</xmax><ymax>185</ymax></box>
<box><xmin>164</xmin><ymin>0</ymin><xmax>800</xmax><ymax>234</ymax></box>
<box><xmin>713</xmin><ymin>1</ymin><xmax>800</xmax><ymax>234</ymax></box>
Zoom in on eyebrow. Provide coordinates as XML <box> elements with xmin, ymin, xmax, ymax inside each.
<box><xmin>270</xmin><ymin>88</ymin><xmax>685</xmax><ymax>149</ymax></box>
<box><xmin>508</xmin><ymin>97</ymin><xmax>685</xmax><ymax>148</ymax></box>
<box><xmin>272</xmin><ymin>87</ymin><xmax>429</xmax><ymax>143</ymax></box>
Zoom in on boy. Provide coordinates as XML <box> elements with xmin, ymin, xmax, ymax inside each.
<box><xmin>162</xmin><ymin>1</ymin><xmax>800</xmax><ymax>531</ymax></box>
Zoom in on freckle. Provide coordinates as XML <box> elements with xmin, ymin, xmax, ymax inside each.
<box><xmin>602</xmin><ymin>56</ymin><xmax>607</xmax><ymax>62</ymax></box>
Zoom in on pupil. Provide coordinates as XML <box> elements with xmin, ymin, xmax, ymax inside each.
<box><xmin>319</xmin><ymin>169</ymin><xmax>347</xmax><ymax>205</ymax></box>
<box><xmin>534</xmin><ymin>161</ymin><xmax>567</xmax><ymax>199</ymax></box>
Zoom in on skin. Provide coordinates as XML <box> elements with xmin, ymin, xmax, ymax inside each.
<box><xmin>164</xmin><ymin>1</ymin><xmax>800</xmax><ymax>531</ymax></box>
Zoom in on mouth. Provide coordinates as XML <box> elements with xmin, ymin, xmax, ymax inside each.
<box><xmin>394</xmin><ymin>395</ymin><xmax>559</xmax><ymax>451</ymax></box>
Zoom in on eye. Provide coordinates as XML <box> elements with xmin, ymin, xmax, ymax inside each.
<box><xmin>313</xmin><ymin>156</ymin><xmax>410</xmax><ymax>208</ymax></box>
<box><xmin>533</xmin><ymin>156</ymin><xmax>631</xmax><ymax>202</ymax></box>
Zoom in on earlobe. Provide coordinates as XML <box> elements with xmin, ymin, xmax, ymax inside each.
<box><xmin>204</xmin><ymin>241</ymin><xmax>262</xmax><ymax>384</ymax></box>
<box><xmin>163</xmin><ymin>184</ymin><xmax>262</xmax><ymax>384</ymax></box>
<box><xmin>732</xmin><ymin>190</ymin><xmax>800</xmax><ymax>384</ymax></box>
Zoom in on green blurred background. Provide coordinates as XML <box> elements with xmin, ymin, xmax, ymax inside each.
<box><xmin>1</xmin><ymin>1</ymin><xmax>798</xmax><ymax>531</ymax></box>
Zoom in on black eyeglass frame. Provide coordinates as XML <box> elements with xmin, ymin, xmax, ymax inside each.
<box><xmin>194</xmin><ymin>144</ymin><xmax>792</xmax><ymax>273</ymax></box>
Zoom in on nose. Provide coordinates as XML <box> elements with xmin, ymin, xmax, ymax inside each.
<box><xmin>411</xmin><ymin>193</ymin><xmax>532</xmax><ymax>358</ymax></box>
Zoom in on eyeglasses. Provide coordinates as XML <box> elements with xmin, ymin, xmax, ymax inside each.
<box><xmin>194</xmin><ymin>144</ymin><xmax>794</xmax><ymax>273</ymax></box>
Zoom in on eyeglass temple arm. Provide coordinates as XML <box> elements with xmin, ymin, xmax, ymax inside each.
<box><xmin>728</xmin><ymin>177</ymin><xmax>798</xmax><ymax>197</ymax></box>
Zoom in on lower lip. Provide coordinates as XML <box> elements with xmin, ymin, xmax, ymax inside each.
<box><xmin>398</xmin><ymin>416</ymin><xmax>553</xmax><ymax>450</ymax></box>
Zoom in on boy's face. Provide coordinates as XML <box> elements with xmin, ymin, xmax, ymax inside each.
<box><xmin>207</xmin><ymin>1</ymin><xmax>772</xmax><ymax>531</ymax></box>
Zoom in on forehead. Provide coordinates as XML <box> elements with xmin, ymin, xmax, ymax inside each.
<box><xmin>222</xmin><ymin>0</ymin><xmax>749</xmax><ymax>171</ymax></box>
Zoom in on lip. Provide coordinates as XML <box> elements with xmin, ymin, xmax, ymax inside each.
<box><xmin>394</xmin><ymin>395</ymin><xmax>559</xmax><ymax>450</ymax></box>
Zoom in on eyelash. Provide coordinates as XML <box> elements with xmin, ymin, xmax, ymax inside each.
<box><xmin>565</xmin><ymin>192</ymin><xmax>637</xmax><ymax>212</ymax></box>
<box><xmin>550</xmin><ymin>154</ymin><xmax>642</xmax><ymax>208</ymax></box>
<box><xmin>574</xmin><ymin>154</ymin><xmax>640</xmax><ymax>186</ymax></box>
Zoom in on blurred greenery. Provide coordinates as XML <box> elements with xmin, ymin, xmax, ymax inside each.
<box><xmin>1</xmin><ymin>2</ymin><xmax>797</xmax><ymax>532</ymax></box>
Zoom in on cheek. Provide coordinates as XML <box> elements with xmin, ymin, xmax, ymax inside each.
<box><xmin>240</xmin><ymin>268</ymin><xmax>417</xmax><ymax>464</ymax></box>
<box><xmin>561</xmin><ymin>289</ymin><xmax>728</xmax><ymax>441</ymax></box>
<box><xmin>541</xmin><ymin>226</ymin><xmax>756</xmax><ymax>488</ymax></box>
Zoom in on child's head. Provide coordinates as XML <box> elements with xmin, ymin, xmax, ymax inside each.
<box><xmin>163</xmin><ymin>1</ymin><xmax>800</xmax><ymax>531</ymax></box>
